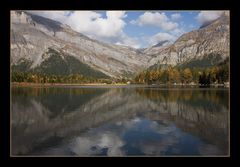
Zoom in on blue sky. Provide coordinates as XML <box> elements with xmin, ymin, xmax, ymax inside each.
<box><xmin>122</xmin><ymin>11</ymin><xmax>201</xmax><ymax>48</ymax></box>
<box><xmin>29</xmin><ymin>11</ymin><xmax>225</xmax><ymax>48</ymax></box>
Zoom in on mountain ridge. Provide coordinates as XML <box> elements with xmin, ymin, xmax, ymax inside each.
<box><xmin>11</xmin><ymin>11</ymin><xmax>149</xmax><ymax>79</ymax></box>
<box><xmin>146</xmin><ymin>11</ymin><xmax>229</xmax><ymax>68</ymax></box>
<box><xmin>11</xmin><ymin>11</ymin><xmax>230</xmax><ymax>79</ymax></box>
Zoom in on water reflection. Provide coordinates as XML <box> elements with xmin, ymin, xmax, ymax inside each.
<box><xmin>11</xmin><ymin>86</ymin><xmax>229</xmax><ymax>156</ymax></box>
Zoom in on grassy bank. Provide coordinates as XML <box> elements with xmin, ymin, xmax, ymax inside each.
<box><xmin>11</xmin><ymin>82</ymin><xmax>129</xmax><ymax>87</ymax></box>
<box><xmin>11</xmin><ymin>82</ymin><xmax>229</xmax><ymax>88</ymax></box>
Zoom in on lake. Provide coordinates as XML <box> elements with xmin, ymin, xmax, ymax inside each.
<box><xmin>11</xmin><ymin>85</ymin><xmax>229</xmax><ymax>156</ymax></box>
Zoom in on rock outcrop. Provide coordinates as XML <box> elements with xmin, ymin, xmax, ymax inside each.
<box><xmin>11</xmin><ymin>11</ymin><xmax>230</xmax><ymax>78</ymax></box>
<box><xmin>11</xmin><ymin>11</ymin><xmax>149</xmax><ymax>78</ymax></box>
<box><xmin>146</xmin><ymin>11</ymin><xmax>230</xmax><ymax>67</ymax></box>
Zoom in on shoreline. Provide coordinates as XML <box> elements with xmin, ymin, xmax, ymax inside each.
<box><xmin>11</xmin><ymin>82</ymin><xmax>129</xmax><ymax>87</ymax></box>
<box><xmin>11</xmin><ymin>82</ymin><xmax>229</xmax><ymax>88</ymax></box>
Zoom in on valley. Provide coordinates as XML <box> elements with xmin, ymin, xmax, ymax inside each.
<box><xmin>11</xmin><ymin>11</ymin><xmax>229</xmax><ymax>86</ymax></box>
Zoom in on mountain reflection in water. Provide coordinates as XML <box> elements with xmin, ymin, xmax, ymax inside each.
<box><xmin>11</xmin><ymin>86</ymin><xmax>229</xmax><ymax>156</ymax></box>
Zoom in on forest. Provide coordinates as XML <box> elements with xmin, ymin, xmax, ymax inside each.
<box><xmin>11</xmin><ymin>59</ymin><xmax>229</xmax><ymax>85</ymax></box>
<box><xmin>134</xmin><ymin>62</ymin><xmax>229</xmax><ymax>85</ymax></box>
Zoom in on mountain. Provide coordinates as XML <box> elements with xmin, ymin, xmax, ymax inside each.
<box><xmin>143</xmin><ymin>40</ymin><xmax>172</xmax><ymax>59</ymax></box>
<box><xmin>11</xmin><ymin>11</ymin><xmax>149</xmax><ymax>78</ymax></box>
<box><xmin>11</xmin><ymin>11</ymin><xmax>230</xmax><ymax>80</ymax></box>
<box><xmin>146</xmin><ymin>11</ymin><xmax>230</xmax><ymax>68</ymax></box>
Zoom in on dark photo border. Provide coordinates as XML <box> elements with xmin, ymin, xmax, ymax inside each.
<box><xmin>1</xmin><ymin>0</ymin><xmax>239</xmax><ymax>164</ymax></box>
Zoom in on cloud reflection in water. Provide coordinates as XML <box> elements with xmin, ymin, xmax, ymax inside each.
<box><xmin>11</xmin><ymin>87</ymin><xmax>229</xmax><ymax>156</ymax></box>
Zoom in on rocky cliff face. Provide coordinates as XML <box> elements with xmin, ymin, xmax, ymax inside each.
<box><xmin>11</xmin><ymin>11</ymin><xmax>148</xmax><ymax>78</ymax></box>
<box><xmin>11</xmin><ymin>11</ymin><xmax>230</xmax><ymax>78</ymax></box>
<box><xmin>146</xmin><ymin>11</ymin><xmax>230</xmax><ymax>67</ymax></box>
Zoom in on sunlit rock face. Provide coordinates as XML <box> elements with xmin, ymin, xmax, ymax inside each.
<box><xmin>146</xmin><ymin>12</ymin><xmax>230</xmax><ymax>67</ymax></box>
<box><xmin>11</xmin><ymin>11</ymin><xmax>149</xmax><ymax>78</ymax></box>
<box><xmin>11</xmin><ymin>87</ymin><xmax>229</xmax><ymax>156</ymax></box>
<box><xmin>11</xmin><ymin>11</ymin><xmax>229</xmax><ymax>78</ymax></box>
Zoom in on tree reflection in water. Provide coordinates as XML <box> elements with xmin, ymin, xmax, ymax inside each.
<box><xmin>11</xmin><ymin>86</ymin><xmax>229</xmax><ymax>156</ymax></box>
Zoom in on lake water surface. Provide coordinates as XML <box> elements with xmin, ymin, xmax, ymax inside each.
<box><xmin>11</xmin><ymin>86</ymin><xmax>229</xmax><ymax>156</ymax></box>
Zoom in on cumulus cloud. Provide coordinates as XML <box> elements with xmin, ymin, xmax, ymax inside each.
<box><xmin>130</xmin><ymin>12</ymin><xmax>187</xmax><ymax>47</ymax></box>
<box><xmin>90</xmin><ymin>32</ymin><xmax>141</xmax><ymax>49</ymax></box>
<box><xmin>29</xmin><ymin>11</ymin><xmax>126</xmax><ymax>38</ymax></box>
<box><xmin>28</xmin><ymin>11</ymin><xmax>67</xmax><ymax>21</ymax></box>
<box><xmin>71</xmin><ymin>133</ymin><xmax>125</xmax><ymax>156</ymax></box>
<box><xmin>27</xmin><ymin>11</ymin><xmax>141</xmax><ymax>48</ymax></box>
<box><xmin>133</xmin><ymin>12</ymin><xmax>178</xmax><ymax>31</ymax></box>
<box><xmin>148</xmin><ymin>32</ymin><xmax>175</xmax><ymax>46</ymax></box>
<box><xmin>25</xmin><ymin>11</ymin><xmax>187</xmax><ymax>48</ymax></box>
<box><xmin>196</xmin><ymin>11</ymin><xmax>224</xmax><ymax>27</ymax></box>
<box><xmin>115</xmin><ymin>35</ymin><xmax>141</xmax><ymax>49</ymax></box>
<box><xmin>171</xmin><ymin>13</ymin><xmax>182</xmax><ymax>20</ymax></box>
<box><xmin>129</xmin><ymin>19</ymin><xmax>137</xmax><ymax>25</ymax></box>
<box><xmin>171</xmin><ymin>27</ymin><xmax>186</xmax><ymax>36</ymax></box>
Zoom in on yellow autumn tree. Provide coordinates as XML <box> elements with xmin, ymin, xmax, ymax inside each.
<box><xmin>182</xmin><ymin>68</ymin><xmax>193</xmax><ymax>84</ymax></box>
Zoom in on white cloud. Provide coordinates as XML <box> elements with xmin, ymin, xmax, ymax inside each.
<box><xmin>148</xmin><ymin>32</ymin><xmax>175</xmax><ymax>46</ymax></box>
<box><xmin>116</xmin><ymin>35</ymin><xmax>141</xmax><ymax>48</ymax></box>
<box><xmin>28</xmin><ymin>11</ymin><xmax>67</xmax><ymax>21</ymax></box>
<box><xmin>66</xmin><ymin>11</ymin><xmax>126</xmax><ymax>38</ymax></box>
<box><xmin>26</xmin><ymin>11</ymin><xmax>187</xmax><ymax>49</ymax></box>
<box><xmin>196</xmin><ymin>11</ymin><xmax>223</xmax><ymax>26</ymax></box>
<box><xmin>134</xmin><ymin>12</ymin><xmax>178</xmax><ymax>31</ymax></box>
<box><xmin>171</xmin><ymin>28</ymin><xmax>186</xmax><ymax>36</ymax></box>
<box><xmin>71</xmin><ymin>133</ymin><xmax>125</xmax><ymax>156</ymax></box>
<box><xmin>171</xmin><ymin>13</ymin><xmax>182</xmax><ymax>20</ymax></box>
<box><xmin>27</xmin><ymin>11</ymin><xmax>142</xmax><ymax>48</ymax></box>
<box><xmin>141</xmin><ymin>26</ymin><xmax>186</xmax><ymax>48</ymax></box>
<box><xmin>129</xmin><ymin>19</ymin><xmax>137</xmax><ymax>25</ymax></box>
